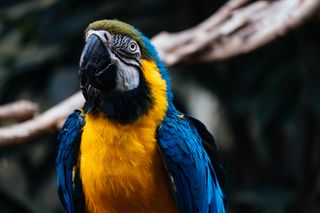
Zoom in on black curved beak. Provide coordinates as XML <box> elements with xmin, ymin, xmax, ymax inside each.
<box><xmin>79</xmin><ymin>34</ymin><xmax>117</xmax><ymax>92</ymax></box>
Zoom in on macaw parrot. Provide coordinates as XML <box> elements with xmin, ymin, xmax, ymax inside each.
<box><xmin>56</xmin><ymin>19</ymin><xmax>225</xmax><ymax>213</ymax></box>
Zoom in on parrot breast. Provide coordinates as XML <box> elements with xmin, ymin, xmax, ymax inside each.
<box><xmin>80</xmin><ymin>114</ymin><xmax>178</xmax><ymax>213</ymax></box>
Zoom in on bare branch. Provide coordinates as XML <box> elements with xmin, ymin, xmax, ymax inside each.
<box><xmin>152</xmin><ymin>0</ymin><xmax>320</xmax><ymax>65</ymax></box>
<box><xmin>0</xmin><ymin>100</ymin><xmax>38</xmax><ymax>122</ymax></box>
<box><xmin>0</xmin><ymin>93</ymin><xmax>84</xmax><ymax>146</ymax></box>
<box><xmin>0</xmin><ymin>0</ymin><xmax>319</xmax><ymax>146</ymax></box>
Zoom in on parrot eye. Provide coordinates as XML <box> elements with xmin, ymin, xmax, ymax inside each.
<box><xmin>128</xmin><ymin>41</ymin><xmax>139</xmax><ymax>53</ymax></box>
<box><xmin>112</xmin><ymin>35</ymin><xmax>141</xmax><ymax>62</ymax></box>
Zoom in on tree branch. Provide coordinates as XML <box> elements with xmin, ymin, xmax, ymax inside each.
<box><xmin>0</xmin><ymin>0</ymin><xmax>319</xmax><ymax>146</ymax></box>
<box><xmin>0</xmin><ymin>100</ymin><xmax>38</xmax><ymax>122</ymax></box>
<box><xmin>152</xmin><ymin>0</ymin><xmax>320</xmax><ymax>65</ymax></box>
<box><xmin>0</xmin><ymin>93</ymin><xmax>84</xmax><ymax>146</ymax></box>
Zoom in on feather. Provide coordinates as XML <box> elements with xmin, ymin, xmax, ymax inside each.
<box><xmin>157</xmin><ymin>109</ymin><xmax>225</xmax><ymax>213</ymax></box>
<box><xmin>55</xmin><ymin>110</ymin><xmax>85</xmax><ymax>213</ymax></box>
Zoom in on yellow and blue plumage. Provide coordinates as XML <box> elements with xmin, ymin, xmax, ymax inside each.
<box><xmin>56</xmin><ymin>19</ymin><xmax>225</xmax><ymax>213</ymax></box>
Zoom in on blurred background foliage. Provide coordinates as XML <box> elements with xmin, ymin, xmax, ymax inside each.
<box><xmin>0</xmin><ymin>0</ymin><xmax>320</xmax><ymax>212</ymax></box>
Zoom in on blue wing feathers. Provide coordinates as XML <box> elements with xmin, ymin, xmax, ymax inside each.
<box><xmin>157</xmin><ymin>112</ymin><xmax>225</xmax><ymax>213</ymax></box>
<box><xmin>56</xmin><ymin>110</ymin><xmax>85</xmax><ymax>213</ymax></box>
<box><xmin>188</xmin><ymin>116</ymin><xmax>225</xmax><ymax>189</ymax></box>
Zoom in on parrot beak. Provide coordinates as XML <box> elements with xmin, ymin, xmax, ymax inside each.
<box><xmin>79</xmin><ymin>32</ymin><xmax>117</xmax><ymax>92</ymax></box>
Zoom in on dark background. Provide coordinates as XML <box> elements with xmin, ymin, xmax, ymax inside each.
<box><xmin>0</xmin><ymin>0</ymin><xmax>320</xmax><ymax>212</ymax></box>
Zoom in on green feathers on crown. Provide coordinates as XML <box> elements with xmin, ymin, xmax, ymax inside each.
<box><xmin>87</xmin><ymin>19</ymin><xmax>151</xmax><ymax>59</ymax></box>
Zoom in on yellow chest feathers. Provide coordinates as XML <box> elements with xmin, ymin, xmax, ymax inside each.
<box><xmin>80</xmin><ymin>114</ymin><xmax>177</xmax><ymax>213</ymax></box>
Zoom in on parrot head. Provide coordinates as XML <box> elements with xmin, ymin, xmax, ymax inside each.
<box><xmin>79</xmin><ymin>19</ymin><xmax>172</xmax><ymax>123</ymax></box>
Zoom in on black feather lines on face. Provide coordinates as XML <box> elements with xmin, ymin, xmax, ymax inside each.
<box><xmin>83</xmin><ymin>68</ymin><xmax>154</xmax><ymax>124</ymax></box>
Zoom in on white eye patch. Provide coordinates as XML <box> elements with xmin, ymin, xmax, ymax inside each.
<box><xmin>114</xmin><ymin>58</ymin><xmax>140</xmax><ymax>91</ymax></box>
